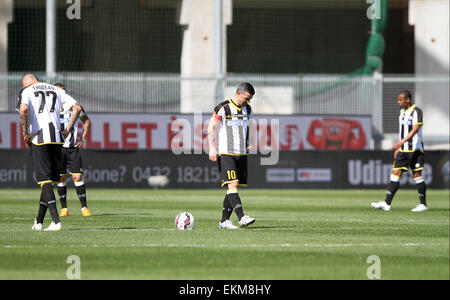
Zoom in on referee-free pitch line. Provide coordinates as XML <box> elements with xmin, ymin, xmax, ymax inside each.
<box><xmin>3</xmin><ymin>242</ymin><xmax>448</xmax><ymax>250</ymax></box>
<box><xmin>0</xmin><ymin>228</ymin><xmax>178</xmax><ymax>233</ymax></box>
<box><xmin>259</xmin><ymin>218</ymin><xmax>449</xmax><ymax>223</ymax></box>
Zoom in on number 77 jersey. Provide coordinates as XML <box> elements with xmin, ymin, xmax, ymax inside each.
<box><xmin>20</xmin><ymin>82</ymin><xmax>77</xmax><ymax>145</ymax></box>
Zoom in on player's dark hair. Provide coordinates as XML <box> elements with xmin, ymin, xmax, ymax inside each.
<box><xmin>236</xmin><ymin>82</ymin><xmax>255</xmax><ymax>95</ymax></box>
<box><xmin>55</xmin><ymin>83</ymin><xmax>65</xmax><ymax>89</ymax></box>
<box><xmin>399</xmin><ymin>90</ymin><xmax>412</xmax><ymax>101</ymax></box>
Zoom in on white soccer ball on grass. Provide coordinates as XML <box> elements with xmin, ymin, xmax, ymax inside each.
<box><xmin>175</xmin><ymin>212</ymin><xmax>195</xmax><ymax>230</ymax></box>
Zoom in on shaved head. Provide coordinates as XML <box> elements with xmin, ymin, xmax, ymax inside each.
<box><xmin>22</xmin><ymin>73</ymin><xmax>38</xmax><ymax>88</ymax></box>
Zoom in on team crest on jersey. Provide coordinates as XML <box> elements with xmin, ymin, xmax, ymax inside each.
<box><xmin>233</xmin><ymin>113</ymin><xmax>248</xmax><ymax>118</ymax></box>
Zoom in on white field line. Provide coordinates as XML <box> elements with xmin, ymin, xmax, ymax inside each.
<box><xmin>5</xmin><ymin>216</ymin><xmax>156</xmax><ymax>220</ymax></box>
<box><xmin>259</xmin><ymin>218</ymin><xmax>449</xmax><ymax>223</ymax></box>
<box><xmin>0</xmin><ymin>228</ymin><xmax>177</xmax><ymax>232</ymax></box>
<box><xmin>2</xmin><ymin>242</ymin><xmax>448</xmax><ymax>250</ymax></box>
<box><xmin>241</xmin><ymin>227</ymin><xmax>405</xmax><ymax>231</ymax></box>
<box><xmin>5</xmin><ymin>217</ymin><xmax>448</xmax><ymax>223</ymax></box>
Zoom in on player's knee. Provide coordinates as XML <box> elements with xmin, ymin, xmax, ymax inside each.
<box><xmin>59</xmin><ymin>175</ymin><xmax>67</xmax><ymax>183</ymax></box>
<box><xmin>413</xmin><ymin>172</ymin><xmax>422</xmax><ymax>179</ymax></box>
<box><xmin>72</xmin><ymin>174</ymin><xmax>82</xmax><ymax>182</ymax></box>
<box><xmin>391</xmin><ymin>170</ymin><xmax>402</xmax><ymax>177</ymax></box>
<box><xmin>390</xmin><ymin>170</ymin><xmax>402</xmax><ymax>182</ymax></box>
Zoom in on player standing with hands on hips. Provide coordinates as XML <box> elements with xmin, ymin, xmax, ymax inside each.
<box><xmin>54</xmin><ymin>83</ymin><xmax>92</xmax><ymax>218</ymax></box>
<box><xmin>18</xmin><ymin>73</ymin><xmax>81</xmax><ymax>231</ymax></box>
<box><xmin>371</xmin><ymin>90</ymin><xmax>428</xmax><ymax>212</ymax></box>
<box><xmin>208</xmin><ymin>82</ymin><xmax>256</xmax><ymax>229</ymax></box>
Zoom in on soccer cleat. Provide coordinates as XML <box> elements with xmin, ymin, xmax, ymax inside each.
<box><xmin>31</xmin><ymin>219</ymin><xmax>43</xmax><ymax>231</ymax></box>
<box><xmin>81</xmin><ymin>207</ymin><xmax>91</xmax><ymax>217</ymax></box>
<box><xmin>371</xmin><ymin>201</ymin><xmax>391</xmax><ymax>211</ymax></box>
<box><xmin>44</xmin><ymin>222</ymin><xmax>61</xmax><ymax>231</ymax></box>
<box><xmin>218</xmin><ymin>220</ymin><xmax>238</xmax><ymax>230</ymax></box>
<box><xmin>238</xmin><ymin>215</ymin><xmax>255</xmax><ymax>227</ymax></box>
<box><xmin>411</xmin><ymin>204</ymin><xmax>428</xmax><ymax>212</ymax></box>
<box><xmin>59</xmin><ymin>208</ymin><xmax>69</xmax><ymax>217</ymax></box>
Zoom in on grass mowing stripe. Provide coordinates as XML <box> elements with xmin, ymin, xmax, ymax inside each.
<box><xmin>3</xmin><ymin>242</ymin><xmax>448</xmax><ymax>249</ymax></box>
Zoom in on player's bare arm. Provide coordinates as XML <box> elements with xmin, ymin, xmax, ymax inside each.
<box><xmin>393</xmin><ymin>123</ymin><xmax>421</xmax><ymax>151</ymax></box>
<box><xmin>62</xmin><ymin>104</ymin><xmax>82</xmax><ymax>138</ymax></box>
<box><xmin>19</xmin><ymin>103</ymin><xmax>33</xmax><ymax>148</ymax></box>
<box><xmin>77</xmin><ymin>112</ymin><xmax>91</xmax><ymax>148</ymax></box>
<box><xmin>247</xmin><ymin>119</ymin><xmax>256</xmax><ymax>152</ymax></box>
<box><xmin>207</xmin><ymin>117</ymin><xmax>219</xmax><ymax>162</ymax></box>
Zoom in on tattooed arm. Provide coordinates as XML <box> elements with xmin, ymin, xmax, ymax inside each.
<box><xmin>61</xmin><ymin>104</ymin><xmax>82</xmax><ymax>138</ymax></box>
<box><xmin>19</xmin><ymin>103</ymin><xmax>32</xmax><ymax>148</ymax></box>
<box><xmin>207</xmin><ymin>117</ymin><xmax>219</xmax><ymax>162</ymax></box>
<box><xmin>76</xmin><ymin>108</ymin><xmax>91</xmax><ymax>148</ymax></box>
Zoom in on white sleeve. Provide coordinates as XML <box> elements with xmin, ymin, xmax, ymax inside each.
<box><xmin>61</xmin><ymin>92</ymin><xmax>78</xmax><ymax>111</ymax></box>
<box><xmin>21</xmin><ymin>90</ymin><xmax>31</xmax><ymax>107</ymax></box>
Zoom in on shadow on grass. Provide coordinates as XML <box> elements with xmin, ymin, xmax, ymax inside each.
<box><xmin>244</xmin><ymin>225</ymin><xmax>299</xmax><ymax>230</ymax></box>
<box><xmin>93</xmin><ymin>213</ymin><xmax>153</xmax><ymax>217</ymax></box>
<box><xmin>65</xmin><ymin>227</ymin><xmax>173</xmax><ymax>231</ymax></box>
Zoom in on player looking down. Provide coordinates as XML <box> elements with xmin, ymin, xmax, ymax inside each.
<box><xmin>208</xmin><ymin>82</ymin><xmax>256</xmax><ymax>229</ymax></box>
<box><xmin>54</xmin><ymin>83</ymin><xmax>92</xmax><ymax>217</ymax></box>
<box><xmin>18</xmin><ymin>73</ymin><xmax>81</xmax><ymax>231</ymax></box>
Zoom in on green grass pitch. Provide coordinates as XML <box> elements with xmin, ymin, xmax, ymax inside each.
<box><xmin>0</xmin><ymin>188</ymin><xmax>448</xmax><ymax>280</ymax></box>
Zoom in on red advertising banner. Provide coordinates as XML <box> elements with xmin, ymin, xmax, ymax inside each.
<box><xmin>0</xmin><ymin>113</ymin><xmax>372</xmax><ymax>150</ymax></box>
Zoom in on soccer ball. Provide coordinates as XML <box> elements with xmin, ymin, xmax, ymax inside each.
<box><xmin>175</xmin><ymin>212</ymin><xmax>195</xmax><ymax>230</ymax></box>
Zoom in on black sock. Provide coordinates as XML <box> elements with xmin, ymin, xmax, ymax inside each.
<box><xmin>57</xmin><ymin>185</ymin><xmax>67</xmax><ymax>209</ymax></box>
<box><xmin>228</xmin><ymin>193</ymin><xmax>245</xmax><ymax>221</ymax></box>
<box><xmin>37</xmin><ymin>191</ymin><xmax>47</xmax><ymax>224</ymax></box>
<box><xmin>42</xmin><ymin>183</ymin><xmax>60</xmax><ymax>224</ymax></box>
<box><xmin>417</xmin><ymin>182</ymin><xmax>427</xmax><ymax>206</ymax></box>
<box><xmin>221</xmin><ymin>194</ymin><xmax>233</xmax><ymax>222</ymax></box>
<box><xmin>75</xmin><ymin>184</ymin><xmax>87</xmax><ymax>208</ymax></box>
<box><xmin>385</xmin><ymin>181</ymin><xmax>400</xmax><ymax>205</ymax></box>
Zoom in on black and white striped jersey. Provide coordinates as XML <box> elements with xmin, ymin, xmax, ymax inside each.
<box><xmin>212</xmin><ymin>100</ymin><xmax>253</xmax><ymax>156</ymax></box>
<box><xmin>398</xmin><ymin>104</ymin><xmax>424</xmax><ymax>152</ymax></box>
<box><xmin>15</xmin><ymin>88</ymin><xmax>25</xmax><ymax>112</ymax></box>
<box><xmin>60</xmin><ymin>107</ymin><xmax>86</xmax><ymax>148</ymax></box>
<box><xmin>20</xmin><ymin>83</ymin><xmax>77</xmax><ymax>146</ymax></box>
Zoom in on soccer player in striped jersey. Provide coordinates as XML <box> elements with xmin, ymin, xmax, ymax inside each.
<box><xmin>208</xmin><ymin>82</ymin><xmax>256</xmax><ymax>229</ymax></box>
<box><xmin>54</xmin><ymin>83</ymin><xmax>92</xmax><ymax>218</ymax></box>
<box><xmin>372</xmin><ymin>90</ymin><xmax>428</xmax><ymax>212</ymax></box>
<box><xmin>18</xmin><ymin>73</ymin><xmax>81</xmax><ymax>231</ymax></box>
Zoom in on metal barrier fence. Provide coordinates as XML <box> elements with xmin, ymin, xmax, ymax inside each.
<box><xmin>1</xmin><ymin>73</ymin><xmax>448</xmax><ymax>148</ymax></box>
<box><xmin>383</xmin><ymin>75</ymin><xmax>449</xmax><ymax>142</ymax></box>
<box><xmin>0</xmin><ymin>72</ymin><xmax>181</xmax><ymax>113</ymax></box>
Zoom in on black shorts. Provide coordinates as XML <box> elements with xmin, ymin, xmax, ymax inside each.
<box><xmin>393</xmin><ymin>150</ymin><xmax>425</xmax><ymax>172</ymax></box>
<box><xmin>61</xmin><ymin>147</ymin><xmax>83</xmax><ymax>175</ymax></box>
<box><xmin>30</xmin><ymin>144</ymin><xmax>63</xmax><ymax>185</ymax></box>
<box><xmin>218</xmin><ymin>155</ymin><xmax>248</xmax><ymax>188</ymax></box>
